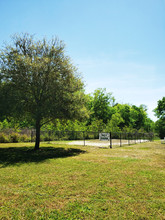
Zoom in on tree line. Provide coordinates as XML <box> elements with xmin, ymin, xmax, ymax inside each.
<box><xmin>0</xmin><ymin>34</ymin><xmax>164</xmax><ymax>149</ymax></box>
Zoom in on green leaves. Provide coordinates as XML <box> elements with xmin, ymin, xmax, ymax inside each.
<box><xmin>0</xmin><ymin>33</ymin><xmax>87</xmax><ymax>148</ymax></box>
<box><xmin>154</xmin><ymin>97</ymin><xmax>165</xmax><ymax>138</ymax></box>
<box><xmin>87</xmin><ymin>88</ymin><xmax>115</xmax><ymax>124</ymax></box>
<box><xmin>154</xmin><ymin>97</ymin><xmax>165</xmax><ymax>119</ymax></box>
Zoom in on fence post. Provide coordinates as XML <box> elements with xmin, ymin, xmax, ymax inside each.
<box><xmin>49</xmin><ymin>130</ymin><xmax>51</xmax><ymax>142</ymax></box>
<box><xmin>31</xmin><ymin>129</ymin><xmax>33</xmax><ymax>142</ymax></box>
<box><xmin>151</xmin><ymin>133</ymin><xmax>154</xmax><ymax>142</ymax></box>
<box><xmin>128</xmin><ymin>133</ymin><xmax>130</xmax><ymax>145</ymax></box>
<box><xmin>120</xmin><ymin>133</ymin><xmax>122</xmax><ymax>147</ymax></box>
<box><xmin>109</xmin><ymin>132</ymin><xmax>112</xmax><ymax>148</ymax></box>
<box><xmin>83</xmin><ymin>131</ymin><xmax>85</xmax><ymax>146</ymax></box>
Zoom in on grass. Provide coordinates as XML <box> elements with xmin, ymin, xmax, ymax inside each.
<box><xmin>0</xmin><ymin>141</ymin><xmax>164</xmax><ymax>219</ymax></box>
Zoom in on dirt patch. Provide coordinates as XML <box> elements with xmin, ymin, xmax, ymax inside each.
<box><xmin>68</xmin><ymin>139</ymin><xmax>149</xmax><ymax>147</ymax></box>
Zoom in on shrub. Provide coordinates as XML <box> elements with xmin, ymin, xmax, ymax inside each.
<box><xmin>40</xmin><ymin>135</ymin><xmax>44</xmax><ymax>142</ymax></box>
<box><xmin>9</xmin><ymin>133</ymin><xmax>20</xmax><ymax>143</ymax></box>
<box><xmin>43</xmin><ymin>134</ymin><xmax>51</xmax><ymax>141</ymax></box>
<box><xmin>0</xmin><ymin>133</ymin><xmax>9</xmax><ymax>143</ymax></box>
<box><xmin>19</xmin><ymin>134</ymin><xmax>30</xmax><ymax>142</ymax></box>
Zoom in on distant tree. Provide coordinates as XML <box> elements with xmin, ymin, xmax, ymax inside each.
<box><xmin>155</xmin><ymin>119</ymin><xmax>165</xmax><ymax>139</ymax></box>
<box><xmin>154</xmin><ymin>97</ymin><xmax>165</xmax><ymax>119</ymax></box>
<box><xmin>111</xmin><ymin>103</ymin><xmax>153</xmax><ymax>132</ymax></box>
<box><xmin>0</xmin><ymin>33</ymin><xmax>87</xmax><ymax>149</ymax></box>
<box><xmin>87</xmin><ymin>88</ymin><xmax>115</xmax><ymax>124</ymax></box>
<box><xmin>105</xmin><ymin>112</ymin><xmax>124</xmax><ymax>132</ymax></box>
<box><xmin>143</xmin><ymin>118</ymin><xmax>155</xmax><ymax>132</ymax></box>
<box><xmin>129</xmin><ymin>105</ymin><xmax>147</xmax><ymax>130</ymax></box>
<box><xmin>154</xmin><ymin>97</ymin><xmax>165</xmax><ymax>138</ymax></box>
<box><xmin>88</xmin><ymin>119</ymin><xmax>105</xmax><ymax>132</ymax></box>
<box><xmin>113</xmin><ymin>104</ymin><xmax>131</xmax><ymax>128</ymax></box>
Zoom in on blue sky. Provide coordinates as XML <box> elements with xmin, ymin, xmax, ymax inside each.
<box><xmin>0</xmin><ymin>0</ymin><xmax>165</xmax><ymax>121</ymax></box>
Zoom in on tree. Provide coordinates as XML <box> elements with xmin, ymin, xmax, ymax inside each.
<box><xmin>143</xmin><ymin>118</ymin><xmax>155</xmax><ymax>132</ymax></box>
<box><xmin>155</xmin><ymin>119</ymin><xmax>165</xmax><ymax>139</ymax></box>
<box><xmin>154</xmin><ymin>97</ymin><xmax>165</xmax><ymax>119</ymax></box>
<box><xmin>0</xmin><ymin>33</ymin><xmax>87</xmax><ymax>149</ymax></box>
<box><xmin>105</xmin><ymin>112</ymin><xmax>124</xmax><ymax>132</ymax></box>
<box><xmin>113</xmin><ymin>104</ymin><xmax>131</xmax><ymax>128</ymax></box>
<box><xmin>154</xmin><ymin>97</ymin><xmax>165</xmax><ymax>138</ymax></box>
<box><xmin>87</xmin><ymin>88</ymin><xmax>115</xmax><ymax>124</ymax></box>
<box><xmin>129</xmin><ymin>105</ymin><xmax>147</xmax><ymax>130</ymax></box>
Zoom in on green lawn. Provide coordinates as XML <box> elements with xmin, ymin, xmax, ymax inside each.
<box><xmin>0</xmin><ymin>141</ymin><xmax>164</xmax><ymax>219</ymax></box>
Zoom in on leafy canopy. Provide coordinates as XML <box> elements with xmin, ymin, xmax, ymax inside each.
<box><xmin>154</xmin><ymin>97</ymin><xmax>165</xmax><ymax>119</ymax></box>
<box><xmin>0</xmin><ymin>33</ymin><xmax>87</xmax><ymax>149</ymax></box>
<box><xmin>154</xmin><ymin>97</ymin><xmax>165</xmax><ymax>138</ymax></box>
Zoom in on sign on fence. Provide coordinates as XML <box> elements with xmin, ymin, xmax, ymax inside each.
<box><xmin>99</xmin><ymin>133</ymin><xmax>110</xmax><ymax>141</ymax></box>
<box><xmin>161</xmin><ymin>137</ymin><xmax>165</xmax><ymax>144</ymax></box>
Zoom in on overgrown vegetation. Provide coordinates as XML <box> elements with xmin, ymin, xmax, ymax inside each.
<box><xmin>0</xmin><ymin>141</ymin><xmax>164</xmax><ymax>219</ymax></box>
<box><xmin>0</xmin><ymin>88</ymin><xmax>156</xmax><ymax>143</ymax></box>
<box><xmin>0</xmin><ymin>132</ymin><xmax>30</xmax><ymax>143</ymax></box>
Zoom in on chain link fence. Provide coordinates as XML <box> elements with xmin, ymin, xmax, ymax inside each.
<box><xmin>0</xmin><ymin>128</ymin><xmax>154</xmax><ymax>148</ymax></box>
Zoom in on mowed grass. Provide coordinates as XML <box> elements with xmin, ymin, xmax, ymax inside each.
<box><xmin>0</xmin><ymin>141</ymin><xmax>164</xmax><ymax>219</ymax></box>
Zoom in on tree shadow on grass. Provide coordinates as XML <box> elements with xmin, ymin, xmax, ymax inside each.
<box><xmin>0</xmin><ymin>146</ymin><xmax>86</xmax><ymax>168</ymax></box>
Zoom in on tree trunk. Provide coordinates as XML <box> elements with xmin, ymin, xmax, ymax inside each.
<box><xmin>35</xmin><ymin>118</ymin><xmax>41</xmax><ymax>150</ymax></box>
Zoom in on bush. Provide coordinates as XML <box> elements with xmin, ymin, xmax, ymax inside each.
<box><xmin>19</xmin><ymin>134</ymin><xmax>30</xmax><ymax>142</ymax></box>
<box><xmin>153</xmin><ymin>135</ymin><xmax>161</xmax><ymax>141</ymax></box>
<box><xmin>43</xmin><ymin>134</ymin><xmax>51</xmax><ymax>141</ymax></box>
<box><xmin>0</xmin><ymin>133</ymin><xmax>9</xmax><ymax>143</ymax></box>
<box><xmin>9</xmin><ymin>133</ymin><xmax>20</xmax><ymax>143</ymax></box>
<box><xmin>40</xmin><ymin>135</ymin><xmax>44</xmax><ymax>142</ymax></box>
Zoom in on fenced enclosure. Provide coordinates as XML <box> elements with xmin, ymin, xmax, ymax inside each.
<box><xmin>0</xmin><ymin>128</ymin><xmax>154</xmax><ymax>148</ymax></box>
<box><xmin>36</xmin><ymin>130</ymin><xmax>154</xmax><ymax>148</ymax></box>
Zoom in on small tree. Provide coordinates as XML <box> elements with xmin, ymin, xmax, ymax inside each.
<box><xmin>0</xmin><ymin>33</ymin><xmax>87</xmax><ymax>149</ymax></box>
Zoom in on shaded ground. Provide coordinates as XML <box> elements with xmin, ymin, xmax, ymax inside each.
<box><xmin>0</xmin><ymin>146</ymin><xmax>86</xmax><ymax>167</ymax></box>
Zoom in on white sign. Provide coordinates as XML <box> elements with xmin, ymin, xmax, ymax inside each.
<box><xmin>99</xmin><ymin>133</ymin><xmax>110</xmax><ymax>141</ymax></box>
